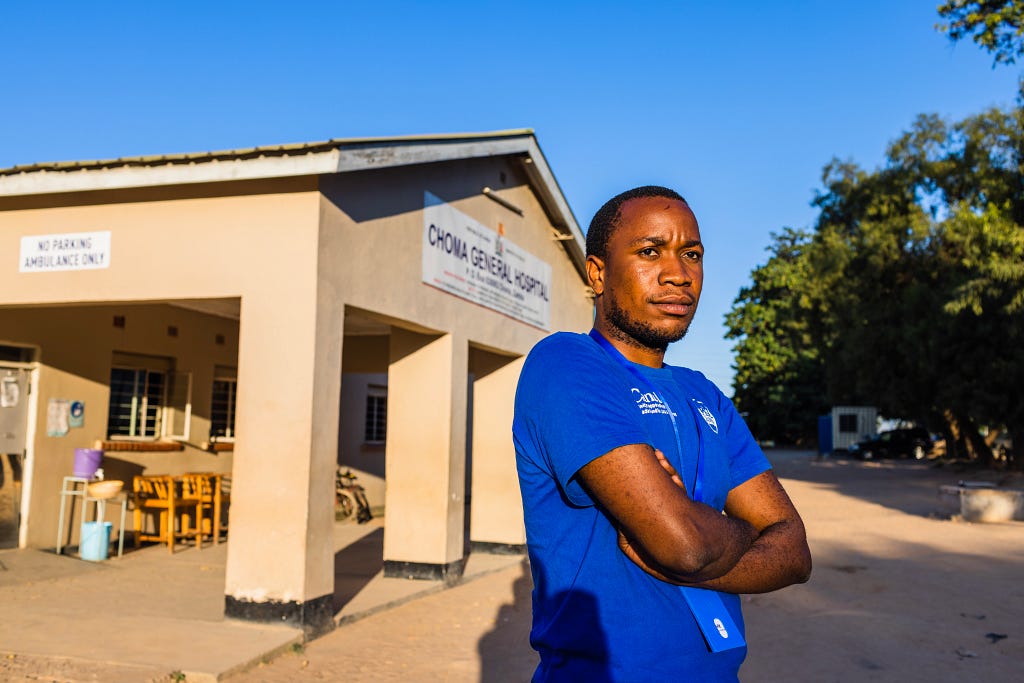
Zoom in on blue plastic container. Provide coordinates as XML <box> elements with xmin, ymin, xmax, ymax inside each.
<box><xmin>80</xmin><ymin>521</ymin><xmax>112</xmax><ymax>561</ymax></box>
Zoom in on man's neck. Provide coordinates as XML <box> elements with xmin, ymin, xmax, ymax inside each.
<box><xmin>593</xmin><ymin>320</ymin><xmax>666</xmax><ymax>368</ymax></box>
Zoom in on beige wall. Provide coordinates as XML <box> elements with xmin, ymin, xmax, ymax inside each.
<box><xmin>0</xmin><ymin>181</ymin><xmax>335</xmax><ymax>607</ymax></box>
<box><xmin>319</xmin><ymin>157</ymin><xmax>591</xmax><ymax>356</ymax></box>
<box><xmin>0</xmin><ymin>304</ymin><xmax>238</xmax><ymax>547</ymax></box>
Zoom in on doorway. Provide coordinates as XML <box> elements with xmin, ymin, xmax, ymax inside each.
<box><xmin>1</xmin><ymin>355</ymin><xmax>33</xmax><ymax>549</ymax></box>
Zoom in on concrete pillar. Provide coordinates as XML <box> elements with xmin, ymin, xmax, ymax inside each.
<box><xmin>469</xmin><ymin>354</ymin><xmax>526</xmax><ymax>551</ymax></box>
<box><xmin>223</xmin><ymin>292</ymin><xmax>342</xmax><ymax>637</ymax></box>
<box><xmin>383</xmin><ymin>329</ymin><xmax>468</xmax><ymax>583</ymax></box>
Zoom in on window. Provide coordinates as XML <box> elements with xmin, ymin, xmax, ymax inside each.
<box><xmin>0</xmin><ymin>344</ymin><xmax>33</xmax><ymax>363</ymax></box>
<box><xmin>210</xmin><ymin>367</ymin><xmax>238</xmax><ymax>440</ymax></box>
<box><xmin>107</xmin><ymin>352</ymin><xmax>191</xmax><ymax>439</ymax></box>
<box><xmin>838</xmin><ymin>414</ymin><xmax>859</xmax><ymax>433</ymax></box>
<box><xmin>165</xmin><ymin>371</ymin><xmax>192</xmax><ymax>439</ymax></box>
<box><xmin>364</xmin><ymin>385</ymin><xmax>387</xmax><ymax>443</ymax></box>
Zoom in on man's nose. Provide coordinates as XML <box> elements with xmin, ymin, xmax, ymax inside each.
<box><xmin>660</xmin><ymin>256</ymin><xmax>694</xmax><ymax>286</ymax></box>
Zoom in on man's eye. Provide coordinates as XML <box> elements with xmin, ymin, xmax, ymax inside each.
<box><xmin>639</xmin><ymin>247</ymin><xmax>658</xmax><ymax>257</ymax></box>
<box><xmin>684</xmin><ymin>251</ymin><xmax>703</xmax><ymax>261</ymax></box>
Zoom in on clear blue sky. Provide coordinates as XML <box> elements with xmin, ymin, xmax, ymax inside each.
<box><xmin>2</xmin><ymin>1</ymin><xmax>1018</xmax><ymax>392</ymax></box>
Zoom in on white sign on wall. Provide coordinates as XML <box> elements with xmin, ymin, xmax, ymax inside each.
<box><xmin>422</xmin><ymin>191</ymin><xmax>551</xmax><ymax>330</ymax></box>
<box><xmin>19</xmin><ymin>230</ymin><xmax>112</xmax><ymax>273</ymax></box>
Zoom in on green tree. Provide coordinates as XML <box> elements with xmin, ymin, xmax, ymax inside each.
<box><xmin>728</xmin><ymin>105</ymin><xmax>1024</xmax><ymax>465</ymax></box>
<box><xmin>934</xmin><ymin>204</ymin><xmax>1024</xmax><ymax>463</ymax></box>
<box><xmin>937</xmin><ymin>0</ymin><xmax>1024</xmax><ymax>65</ymax></box>
<box><xmin>726</xmin><ymin>228</ymin><xmax>827</xmax><ymax>444</ymax></box>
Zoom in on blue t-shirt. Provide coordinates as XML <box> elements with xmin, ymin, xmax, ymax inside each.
<box><xmin>513</xmin><ymin>332</ymin><xmax>771</xmax><ymax>682</ymax></box>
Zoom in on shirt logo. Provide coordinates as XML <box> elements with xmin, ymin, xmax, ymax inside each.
<box><xmin>692</xmin><ymin>400</ymin><xmax>719</xmax><ymax>434</ymax></box>
<box><xmin>631</xmin><ymin>388</ymin><xmax>672</xmax><ymax>416</ymax></box>
<box><xmin>714</xmin><ymin>618</ymin><xmax>729</xmax><ymax>638</ymax></box>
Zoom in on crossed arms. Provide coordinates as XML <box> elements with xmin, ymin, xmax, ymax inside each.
<box><xmin>576</xmin><ymin>444</ymin><xmax>812</xmax><ymax>593</ymax></box>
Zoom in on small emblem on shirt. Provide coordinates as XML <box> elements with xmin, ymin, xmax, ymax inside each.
<box><xmin>693</xmin><ymin>400</ymin><xmax>719</xmax><ymax>434</ymax></box>
<box><xmin>631</xmin><ymin>388</ymin><xmax>673</xmax><ymax>416</ymax></box>
<box><xmin>714</xmin><ymin>618</ymin><xmax>729</xmax><ymax>638</ymax></box>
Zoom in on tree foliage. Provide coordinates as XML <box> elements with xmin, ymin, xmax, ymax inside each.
<box><xmin>937</xmin><ymin>0</ymin><xmax>1024</xmax><ymax>65</ymax></box>
<box><xmin>727</xmin><ymin>101</ymin><xmax>1024</xmax><ymax>464</ymax></box>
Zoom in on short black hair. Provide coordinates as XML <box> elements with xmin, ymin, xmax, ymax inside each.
<box><xmin>585</xmin><ymin>185</ymin><xmax>687</xmax><ymax>259</ymax></box>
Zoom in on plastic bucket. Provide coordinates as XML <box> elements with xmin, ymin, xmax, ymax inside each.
<box><xmin>72</xmin><ymin>448</ymin><xmax>103</xmax><ymax>478</ymax></box>
<box><xmin>80</xmin><ymin>521</ymin><xmax>112</xmax><ymax>561</ymax></box>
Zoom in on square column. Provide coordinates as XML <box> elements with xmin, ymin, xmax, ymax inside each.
<box><xmin>224</xmin><ymin>292</ymin><xmax>342</xmax><ymax>637</ymax></box>
<box><xmin>469</xmin><ymin>354</ymin><xmax>526</xmax><ymax>551</ymax></box>
<box><xmin>383</xmin><ymin>329</ymin><xmax>468</xmax><ymax>582</ymax></box>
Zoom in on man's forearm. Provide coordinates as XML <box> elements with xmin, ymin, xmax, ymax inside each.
<box><xmin>618</xmin><ymin>466</ymin><xmax>812</xmax><ymax>592</ymax></box>
<box><xmin>618</xmin><ymin>505</ymin><xmax>757</xmax><ymax>584</ymax></box>
<box><xmin>684</xmin><ymin>518</ymin><xmax>810</xmax><ymax>593</ymax></box>
<box><xmin>621</xmin><ymin>517</ymin><xmax>810</xmax><ymax>592</ymax></box>
<box><xmin>669</xmin><ymin>501</ymin><xmax>758</xmax><ymax>581</ymax></box>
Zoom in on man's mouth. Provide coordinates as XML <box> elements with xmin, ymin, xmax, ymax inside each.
<box><xmin>649</xmin><ymin>297</ymin><xmax>696</xmax><ymax>316</ymax></box>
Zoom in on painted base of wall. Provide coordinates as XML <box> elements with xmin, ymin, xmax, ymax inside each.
<box><xmin>469</xmin><ymin>540</ymin><xmax>527</xmax><ymax>556</ymax></box>
<box><xmin>383</xmin><ymin>558</ymin><xmax>466</xmax><ymax>585</ymax></box>
<box><xmin>225</xmin><ymin>593</ymin><xmax>334</xmax><ymax>638</ymax></box>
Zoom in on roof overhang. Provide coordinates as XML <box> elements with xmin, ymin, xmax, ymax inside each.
<box><xmin>0</xmin><ymin>130</ymin><xmax>586</xmax><ymax>276</ymax></box>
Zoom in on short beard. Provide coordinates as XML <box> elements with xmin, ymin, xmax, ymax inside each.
<box><xmin>605</xmin><ymin>295</ymin><xmax>692</xmax><ymax>354</ymax></box>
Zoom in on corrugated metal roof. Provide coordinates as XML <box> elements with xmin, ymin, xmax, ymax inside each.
<box><xmin>0</xmin><ymin>129</ymin><xmax>536</xmax><ymax>176</ymax></box>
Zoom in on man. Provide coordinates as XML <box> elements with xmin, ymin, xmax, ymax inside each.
<box><xmin>513</xmin><ymin>186</ymin><xmax>811</xmax><ymax>681</ymax></box>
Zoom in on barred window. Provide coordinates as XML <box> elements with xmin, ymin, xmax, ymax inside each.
<box><xmin>364</xmin><ymin>385</ymin><xmax>387</xmax><ymax>443</ymax></box>
<box><xmin>107</xmin><ymin>352</ymin><xmax>190</xmax><ymax>440</ymax></box>
<box><xmin>210</xmin><ymin>374</ymin><xmax>238</xmax><ymax>440</ymax></box>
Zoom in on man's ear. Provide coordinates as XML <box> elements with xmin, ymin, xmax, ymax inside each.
<box><xmin>586</xmin><ymin>255</ymin><xmax>605</xmax><ymax>296</ymax></box>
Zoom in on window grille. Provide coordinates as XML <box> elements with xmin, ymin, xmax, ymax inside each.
<box><xmin>107</xmin><ymin>352</ymin><xmax>190</xmax><ymax>440</ymax></box>
<box><xmin>210</xmin><ymin>374</ymin><xmax>238</xmax><ymax>440</ymax></box>
<box><xmin>364</xmin><ymin>385</ymin><xmax>387</xmax><ymax>443</ymax></box>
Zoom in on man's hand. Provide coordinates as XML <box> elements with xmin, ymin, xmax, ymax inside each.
<box><xmin>698</xmin><ymin>470</ymin><xmax>812</xmax><ymax>593</ymax></box>
<box><xmin>615</xmin><ymin>451</ymin><xmax>812</xmax><ymax>593</ymax></box>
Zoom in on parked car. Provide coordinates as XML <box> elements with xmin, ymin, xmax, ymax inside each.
<box><xmin>850</xmin><ymin>427</ymin><xmax>933</xmax><ymax>460</ymax></box>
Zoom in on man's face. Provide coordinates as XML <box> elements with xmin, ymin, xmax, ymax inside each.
<box><xmin>588</xmin><ymin>196</ymin><xmax>704</xmax><ymax>353</ymax></box>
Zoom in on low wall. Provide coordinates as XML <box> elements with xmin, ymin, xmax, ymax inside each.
<box><xmin>938</xmin><ymin>483</ymin><xmax>1024</xmax><ymax>522</ymax></box>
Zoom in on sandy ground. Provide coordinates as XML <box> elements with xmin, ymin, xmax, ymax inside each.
<box><xmin>230</xmin><ymin>451</ymin><xmax>1023</xmax><ymax>683</ymax></box>
<box><xmin>741</xmin><ymin>453</ymin><xmax>1022</xmax><ymax>682</ymax></box>
<box><xmin>2</xmin><ymin>450</ymin><xmax>1021</xmax><ymax>682</ymax></box>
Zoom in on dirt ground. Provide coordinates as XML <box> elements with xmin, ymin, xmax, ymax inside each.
<box><xmin>228</xmin><ymin>451</ymin><xmax>1023</xmax><ymax>683</ymax></box>
<box><xmin>2</xmin><ymin>450</ymin><xmax>1022</xmax><ymax>682</ymax></box>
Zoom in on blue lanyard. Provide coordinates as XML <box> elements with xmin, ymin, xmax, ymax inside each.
<box><xmin>588</xmin><ymin>329</ymin><xmax>706</xmax><ymax>504</ymax></box>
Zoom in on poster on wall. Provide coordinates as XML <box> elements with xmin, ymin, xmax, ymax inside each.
<box><xmin>46</xmin><ymin>399</ymin><xmax>70</xmax><ymax>437</ymax></box>
<box><xmin>0</xmin><ymin>377</ymin><xmax>19</xmax><ymax>408</ymax></box>
<box><xmin>422</xmin><ymin>191</ymin><xmax>552</xmax><ymax>330</ymax></box>
<box><xmin>69</xmin><ymin>401</ymin><xmax>85</xmax><ymax>428</ymax></box>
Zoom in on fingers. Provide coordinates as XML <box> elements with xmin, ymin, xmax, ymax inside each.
<box><xmin>653</xmin><ymin>449</ymin><xmax>685</xmax><ymax>488</ymax></box>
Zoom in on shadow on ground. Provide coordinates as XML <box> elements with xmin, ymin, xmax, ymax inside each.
<box><xmin>332</xmin><ymin>527</ymin><xmax>384</xmax><ymax>613</ymax></box>
<box><xmin>763</xmin><ymin>449</ymin><xmax>1011</xmax><ymax>519</ymax></box>
<box><xmin>478</xmin><ymin>558</ymin><xmax>536</xmax><ymax>683</ymax></box>
<box><xmin>743</xmin><ymin>453</ymin><xmax>1024</xmax><ymax>682</ymax></box>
